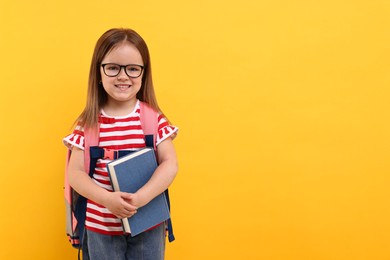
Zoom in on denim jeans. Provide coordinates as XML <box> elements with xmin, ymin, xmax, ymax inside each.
<box><xmin>82</xmin><ymin>224</ymin><xmax>166</xmax><ymax>260</ymax></box>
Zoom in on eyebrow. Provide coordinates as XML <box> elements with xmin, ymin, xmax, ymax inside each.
<box><xmin>102</xmin><ymin>62</ymin><xmax>144</xmax><ymax>66</ymax></box>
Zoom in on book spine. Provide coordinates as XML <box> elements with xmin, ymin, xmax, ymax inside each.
<box><xmin>107</xmin><ymin>164</ymin><xmax>131</xmax><ymax>233</ymax></box>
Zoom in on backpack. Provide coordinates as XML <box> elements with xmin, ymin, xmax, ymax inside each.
<box><xmin>64</xmin><ymin>101</ymin><xmax>175</xmax><ymax>249</ymax></box>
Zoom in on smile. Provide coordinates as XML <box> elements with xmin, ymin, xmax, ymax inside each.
<box><xmin>115</xmin><ymin>84</ymin><xmax>131</xmax><ymax>90</ymax></box>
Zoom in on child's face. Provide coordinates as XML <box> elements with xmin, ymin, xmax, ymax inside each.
<box><xmin>100</xmin><ymin>42</ymin><xmax>144</xmax><ymax>107</ymax></box>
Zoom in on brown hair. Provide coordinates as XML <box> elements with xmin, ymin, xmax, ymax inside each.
<box><xmin>76</xmin><ymin>28</ymin><xmax>161</xmax><ymax>128</ymax></box>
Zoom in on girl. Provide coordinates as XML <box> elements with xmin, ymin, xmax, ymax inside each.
<box><xmin>64</xmin><ymin>28</ymin><xmax>178</xmax><ymax>260</ymax></box>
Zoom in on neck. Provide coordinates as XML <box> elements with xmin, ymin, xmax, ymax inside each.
<box><xmin>103</xmin><ymin>99</ymin><xmax>138</xmax><ymax>117</ymax></box>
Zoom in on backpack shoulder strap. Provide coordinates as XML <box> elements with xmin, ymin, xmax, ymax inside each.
<box><xmin>84</xmin><ymin>126</ymin><xmax>99</xmax><ymax>175</ymax></box>
<box><xmin>140</xmin><ymin>101</ymin><xmax>158</xmax><ymax>150</ymax></box>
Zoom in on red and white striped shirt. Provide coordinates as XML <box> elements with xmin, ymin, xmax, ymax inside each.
<box><xmin>63</xmin><ymin>100</ymin><xmax>178</xmax><ymax>235</ymax></box>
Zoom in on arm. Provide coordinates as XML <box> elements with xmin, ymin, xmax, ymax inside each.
<box><xmin>129</xmin><ymin>137</ymin><xmax>178</xmax><ymax>208</ymax></box>
<box><xmin>67</xmin><ymin>147</ymin><xmax>138</xmax><ymax>218</ymax></box>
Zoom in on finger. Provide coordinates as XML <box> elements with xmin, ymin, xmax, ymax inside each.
<box><xmin>120</xmin><ymin>192</ymin><xmax>133</xmax><ymax>200</ymax></box>
<box><xmin>120</xmin><ymin>209</ymin><xmax>135</xmax><ymax>219</ymax></box>
<box><xmin>116</xmin><ymin>213</ymin><xmax>126</xmax><ymax>219</ymax></box>
<box><xmin>122</xmin><ymin>205</ymin><xmax>138</xmax><ymax>216</ymax></box>
<box><xmin>125</xmin><ymin>208</ymin><xmax>138</xmax><ymax>216</ymax></box>
<box><xmin>122</xmin><ymin>201</ymin><xmax>138</xmax><ymax>212</ymax></box>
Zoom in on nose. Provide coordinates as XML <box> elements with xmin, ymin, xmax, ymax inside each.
<box><xmin>117</xmin><ymin>67</ymin><xmax>129</xmax><ymax>79</ymax></box>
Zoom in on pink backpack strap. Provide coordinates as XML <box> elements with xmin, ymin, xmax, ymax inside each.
<box><xmin>140</xmin><ymin>101</ymin><xmax>159</xmax><ymax>150</ymax></box>
<box><xmin>83</xmin><ymin>126</ymin><xmax>99</xmax><ymax>173</ymax></box>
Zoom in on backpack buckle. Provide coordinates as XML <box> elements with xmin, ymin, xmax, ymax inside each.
<box><xmin>103</xmin><ymin>148</ymin><xmax>115</xmax><ymax>160</ymax></box>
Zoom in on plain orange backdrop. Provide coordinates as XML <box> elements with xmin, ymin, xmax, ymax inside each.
<box><xmin>0</xmin><ymin>0</ymin><xmax>389</xmax><ymax>259</ymax></box>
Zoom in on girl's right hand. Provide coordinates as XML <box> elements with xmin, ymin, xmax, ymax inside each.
<box><xmin>103</xmin><ymin>191</ymin><xmax>138</xmax><ymax>219</ymax></box>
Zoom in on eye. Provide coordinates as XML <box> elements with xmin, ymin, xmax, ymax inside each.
<box><xmin>106</xmin><ymin>64</ymin><xmax>120</xmax><ymax>71</ymax></box>
<box><xmin>126</xmin><ymin>65</ymin><xmax>142</xmax><ymax>72</ymax></box>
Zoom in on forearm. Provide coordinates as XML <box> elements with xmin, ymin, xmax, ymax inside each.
<box><xmin>68</xmin><ymin>169</ymin><xmax>110</xmax><ymax>206</ymax></box>
<box><xmin>136</xmin><ymin>159</ymin><xmax>178</xmax><ymax>207</ymax></box>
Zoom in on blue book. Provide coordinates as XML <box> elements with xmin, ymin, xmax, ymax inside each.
<box><xmin>106</xmin><ymin>148</ymin><xmax>170</xmax><ymax>236</ymax></box>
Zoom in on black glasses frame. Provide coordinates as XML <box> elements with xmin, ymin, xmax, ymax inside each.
<box><xmin>101</xmin><ymin>63</ymin><xmax>144</xmax><ymax>78</ymax></box>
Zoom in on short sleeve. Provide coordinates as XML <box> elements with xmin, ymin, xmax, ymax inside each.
<box><xmin>63</xmin><ymin>123</ymin><xmax>85</xmax><ymax>150</ymax></box>
<box><xmin>156</xmin><ymin>114</ymin><xmax>178</xmax><ymax>146</ymax></box>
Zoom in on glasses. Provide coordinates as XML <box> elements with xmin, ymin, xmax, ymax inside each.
<box><xmin>101</xmin><ymin>63</ymin><xmax>144</xmax><ymax>78</ymax></box>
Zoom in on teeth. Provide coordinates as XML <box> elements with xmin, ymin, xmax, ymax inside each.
<box><xmin>117</xmin><ymin>85</ymin><xmax>130</xmax><ymax>89</ymax></box>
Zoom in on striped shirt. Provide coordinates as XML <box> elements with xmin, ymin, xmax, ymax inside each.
<box><xmin>63</xmin><ymin>100</ymin><xmax>178</xmax><ymax>235</ymax></box>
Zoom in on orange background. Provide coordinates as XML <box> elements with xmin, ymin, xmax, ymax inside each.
<box><xmin>0</xmin><ymin>0</ymin><xmax>389</xmax><ymax>259</ymax></box>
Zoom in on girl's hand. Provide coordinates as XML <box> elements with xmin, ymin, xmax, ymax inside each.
<box><xmin>103</xmin><ymin>191</ymin><xmax>138</xmax><ymax>219</ymax></box>
<box><xmin>123</xmin><ymin>192</ymin><xmax>146</xmax><ymax>209</ymax></box>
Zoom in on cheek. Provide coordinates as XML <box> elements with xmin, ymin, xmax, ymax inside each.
<box><xmin>130</xmin><ymin>77</ymin><xmax>142</xmax><ymax>88</ymax></box>
<box><xmin>136</xmin><ymin>78</ymin><xmax>143</xmax><ymax>86</ymax></box>
<box><xmin>101</xmin><ymin>75</ymin><xmax>114</xmax><ymax>86</ymax></box>
<box><xmin>100</xmin><ymin>78</ymin><xmax>113</xmax><ymax>93</ymax></box>
<box><xmin>101</xmin><ymin>80</ymin><xmax>108</xmax><ymax>90</ymax></box>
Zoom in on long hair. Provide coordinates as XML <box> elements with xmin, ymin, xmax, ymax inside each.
<box><xmin>76</xmin><ymin>28</ymin><xmax>161</xmax><ymax>128</ymax></box>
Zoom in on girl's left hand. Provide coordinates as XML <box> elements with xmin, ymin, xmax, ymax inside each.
<box><xmin>124</xmin><ymin>192</ymin><xmax>146</xmax><ymax>210</ymax></box>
